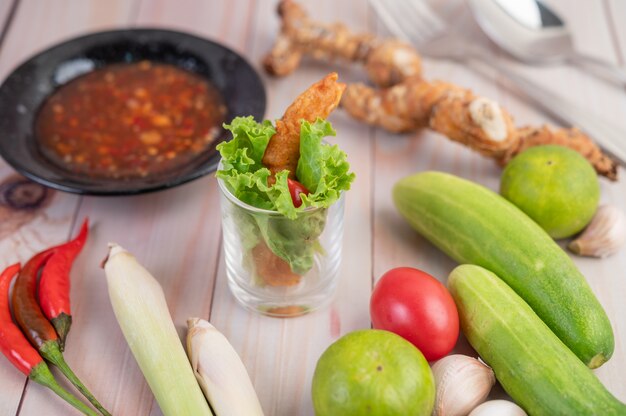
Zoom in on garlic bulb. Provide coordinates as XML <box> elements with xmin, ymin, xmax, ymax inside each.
<box><xmin>468</xmin><ymin>400</ymin><xmax>527</xmax><ymax>416</ymax></box>
<box><xmin>432</xmin><ymin>354</ymin><xmax>495</xmax><ymax>416</ymax></box>
<box><xmin>568</xmin><ymin>205</ymin><xmax>626</xmax><ymax>258</ymax></box>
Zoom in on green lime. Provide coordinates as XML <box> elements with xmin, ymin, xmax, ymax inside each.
<box><xmin>500</xmin><ymin>145</ymin><xmax>600</xmax><ymax>239</ymax></box>
<box><xmin>311</xmin><ymin>329</ymin><xmax>435</xmax><ymax>416</ymax></box>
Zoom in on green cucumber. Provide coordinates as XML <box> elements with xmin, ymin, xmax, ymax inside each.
<box><xmin>448</xmin><ymin>264</ymin><xmax>626</xmax><ymax>416</ymax></box>
<box><xmin>392</xmin><ymin>171</ymin><xmax>613</xmax><ymax>368</ymax></box>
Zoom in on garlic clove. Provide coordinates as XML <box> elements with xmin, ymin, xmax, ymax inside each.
<box><xmin>432</xmin><ymin>354</ymin><xmax>496</xmax><ymax>416</ymax></box>
<box><xmin>468</xmin><ymin>400</ymin><xmax>527</xmax><ymax>416</ymax></box>
<box><xmin>568</xmin><ymin>204</ymin><xmax>626</xmax><ymax>258</ymax></box>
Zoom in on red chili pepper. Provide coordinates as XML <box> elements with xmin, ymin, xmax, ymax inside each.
<box><xmin>0</xmin><ymin>264</ymin><xmax>99</xmax><ymax>416</ymax></box>
<box><xmin>12</xmin><ymin>249</ymin><xmax>111</xmax><ymax>416</ymax></box>
<box><xmin>0</xmin><ymin>263</ymin><xmax>40</xmax><ymax>375</ymax></box>
<box><xmin>12</xmin><ymin>249</ymin><xmax>57</xmax><ymax>349</ymax></box>
<box><xmin>39</xmin><ymin>218</ymin><xmax>89</xmax><ymax>350</ymax></box>
<box><xmin>287</xmin><ymin>178</ymin><xmax>310</xmax><ymax>208</ymax></box>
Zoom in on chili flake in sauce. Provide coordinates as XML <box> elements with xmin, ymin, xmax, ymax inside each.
<box><xmin>36</xmin><ymin>60</ymin><xmax>226</xmax><ymax>179</ymax></box>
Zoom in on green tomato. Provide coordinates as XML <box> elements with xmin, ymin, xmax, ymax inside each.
<box><xmin>312</xmin><ymin>329</ymin><xmax>435</xmax><ymax>416</ymax></box>
<box><xmin>500</xmin><ymin>145</ymin><xmax>600</xmax><ymax>239</ymax></box>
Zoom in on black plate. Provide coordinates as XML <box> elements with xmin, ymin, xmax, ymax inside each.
<box><xmin>0</xmin><ymin>28</ymin><xmax>266</xmax><ymax>195</ymax></box>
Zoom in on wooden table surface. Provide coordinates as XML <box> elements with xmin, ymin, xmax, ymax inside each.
<box><xmin>0</xmin><ymin>0</ymin><xmax>625</xmax><ymax>415</ymax></box>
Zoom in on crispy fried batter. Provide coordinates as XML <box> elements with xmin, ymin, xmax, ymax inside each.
<box><xmin>262</xmin><ymin>72</ymin><xmax>346</xmax><ymax>177</ymax></box>
<box><xmin>498</xmin><ymin>126</ymin><xmax>618</xmax><ymax>180</ymax></box>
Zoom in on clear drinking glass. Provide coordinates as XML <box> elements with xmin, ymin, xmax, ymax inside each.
<box><xmin>218</xmin><ymin>175</ymin><xmax>345</xmax><ymax>318</ymax></box>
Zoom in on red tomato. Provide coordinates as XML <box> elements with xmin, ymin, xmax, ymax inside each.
<box><xmin>370</xmin><ymin>267</ymin><xmax>459</xmax><ymax>361</ymax></box>
<box><xmin>287</xmin><ymin>178</ymin><xmax>309</xmax><ymax>208</ymax></box>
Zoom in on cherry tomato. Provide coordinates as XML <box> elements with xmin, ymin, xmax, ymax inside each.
<box><xmin>370</xmin><ymin>267</ymin><xmax>459</xmax><ymax>361</ymax></box>
<box><xmin>287</xmin><ymin>178</ymin><xmax>309</xmax><ymax>208</ymax></box>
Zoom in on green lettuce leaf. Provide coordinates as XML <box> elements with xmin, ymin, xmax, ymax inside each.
<box><xmin>218</xmin><ymin>116</ymin><xmax>275</xmax><ymax>173</ymax></box>
<box><xmin>297</xmin><ymin>118</ymin><xmax>355</xmax><ymax>208</ymax></box>
<box><xmin>254</xmin><ymin>208</ymin><xmax>328</xmax><ymax>275</ymax></box>
<box><xmin>216</xmin><ymin>116</ymin><xmax>354</xmax><ymax>276</ymax></box>
<box><xmin>296</xmin><ymin>118</ymin><xmax>336</xmax><ymax>191</ymax></box>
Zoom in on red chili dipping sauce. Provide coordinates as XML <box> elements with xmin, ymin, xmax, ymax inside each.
<box><xmin>36</xmin><ymin>61</ymin><xmax>226</xmax><ymax>179</ymax></box>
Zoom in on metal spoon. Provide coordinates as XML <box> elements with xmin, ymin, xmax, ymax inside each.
<box><xmin>468</xmin><ymin>0</ymin><xmax>626</xmax><ymax>86</ymax></box>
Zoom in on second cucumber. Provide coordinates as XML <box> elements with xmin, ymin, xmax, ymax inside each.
<box><xmin>449</xmin><ymin>265</ymin><xmax>626</xmax><ymax>415</ymax></box>
<box><xmin>393</xmin><ymin>171</ymin><xmax>613</xmax><ymax>368</ymax></box>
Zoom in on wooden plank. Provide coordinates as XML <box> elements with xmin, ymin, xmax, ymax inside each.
<box><xmin>0</xmin><ymin>0</ymin><xmax>622</xmax><ymax>414</ymax></box>
<box><xmin>0</xmin><ymin>1</ymin><xmax>140</xmax><ymax>415</ymax></box>
<box><xmin>0</xmin><ymin>2</ymin><xmax>26</xmax><ymax>415</ymax></box>
<box><xmin>606</xmin><ymin>0</ymin><xmax>626</xmax><ymax>67</ymax></box>
<box><xmin>370</xmin><ymin>1</ymin><xmax>503</xmax><ymax>374</ymax></box>
<box><xmin>497</xmin><ymin>0</ymin><xmax>626</xmax><ymax>402</ymax></box>
<box><xmin>491</xmin><ymin>0</ymin><xmax>626</xmax><ymax>128</ymax></box>
<box><xmin>0</xmin><ymin>0</ymin><xmax>16</xmax><ymax>43</ymax></box>
<box><xmin>9</xmin><ymin>1</ymin><xmax>255</xmax><ymax>414</ymax></box>
<box><xmin>15</xmin><ymin>1</ymin><xmax>262</xmax><ymax>415</ymax></box>
<box><xmin>0</xmin><ymin>0</ymin><xmax>138</xmax><ymax>81</ymax></box>
<box><xmin>206</xmin><ymin>0</ymin><xmax>374</xmax><ymax>414</ymax></box>
<box><xmin>371</xmin><ymin>0</ymin><xmax>626</xmax><ymax>404</ymax></box>
<box><xmin>37</xmin><ymin>178</ymin><xmax>222</xmax><ymax>416</ymax></box>
<box><xmin>135</xmin><ymin>0</ymin><xmax>255</xmax><ymax>55</ymax></box>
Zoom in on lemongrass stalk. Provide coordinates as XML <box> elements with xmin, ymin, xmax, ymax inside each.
<box><xmin>187</xmin><ymin>317</ymin><xmax>265</xmax><ymax>416</ymax></box>
<box><xmin>103</xmin><ymin>244</ymin><xmax>213</xmax><ymax>416</ymax></box>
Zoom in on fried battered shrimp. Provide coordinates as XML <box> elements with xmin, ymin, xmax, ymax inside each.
<box><xmin>262</xmin><ymin>72</ymin><xmax>346</xmax><ymax>177</ymax></box>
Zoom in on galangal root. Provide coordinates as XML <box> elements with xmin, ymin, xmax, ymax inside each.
<box><xmin>342</xmin><ymin>79</ymin><xmax>616</xmax><ymax>177</ymax></box>
<box><xmin>263</xmin><ymin>0</ymin><xmax>618</xmax><ymax>180</ymax></box>
<box><xmin>262</xmin><ymin>0</ymin><xmax>421</xmax><ymax>87</ymax></box>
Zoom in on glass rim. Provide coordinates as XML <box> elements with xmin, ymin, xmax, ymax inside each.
<box><xmin>216</xmin><ymin>159</ymin><xmax>343</xmax><ymax>215</ymax></box>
